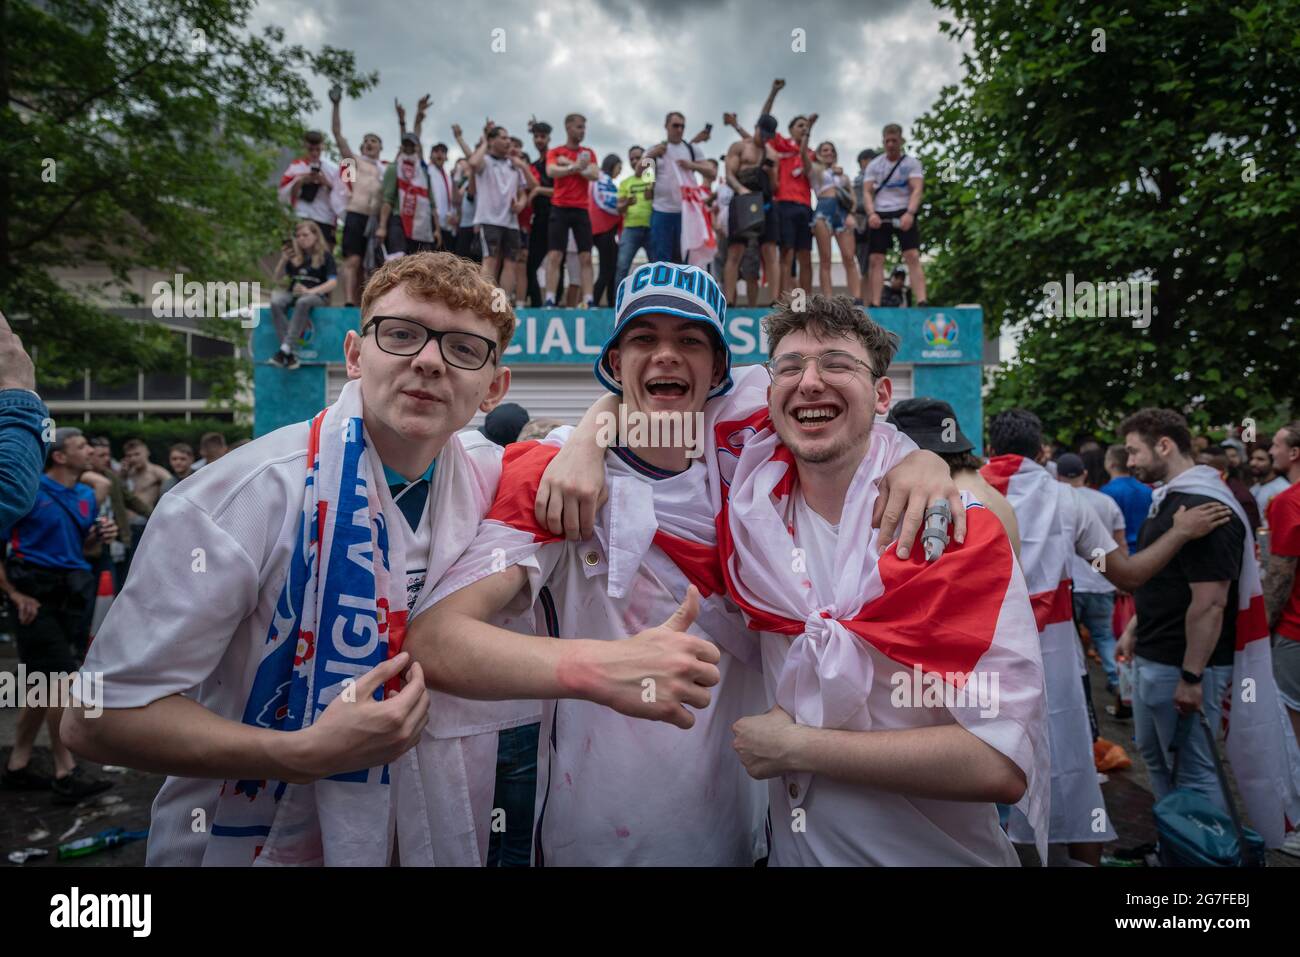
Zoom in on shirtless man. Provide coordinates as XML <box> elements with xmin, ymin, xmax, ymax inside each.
<box><xmin>723</xmin><ymin>78</ymin><xmax>786</xmax><ymax>305</ymax></box>
<box><xmin>330</xmin><ymin>85</ymin><xmax>387</xmax><ymax>306</ymax></box>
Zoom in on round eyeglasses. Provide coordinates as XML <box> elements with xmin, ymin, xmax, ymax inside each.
<box><xmin>363</xmin><ymin>316</ymin><xmax>498</xmax><ymax>370</ymax></box>
<box><xmin>765</xmin><ymin>351</ymin><xmax>881</xmax><ymax>386</ymax></box>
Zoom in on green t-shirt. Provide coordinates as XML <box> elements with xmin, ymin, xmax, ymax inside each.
<box><xmin>618</xmin><ymin>172</ymin><xmax>654</xmax><ymax>229</ymax></box>
<box><xmin>381</xmin><ymin>162</ymin><xmax>399</xmax><ymax>208</ymax></box>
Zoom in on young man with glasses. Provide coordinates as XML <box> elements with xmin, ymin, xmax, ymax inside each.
<box><xmin>405</xmin><ymin>277</ymin><xmax>962</xmax><ymax>865</ymax></box>
<box><xmin>62</xmin><ymin>253</ymin><xmax>553</xmax><ymax>866</ymax></box>
<box><xmin>719</xmin><ymin>295</ymin><xmax>1050</xmax><ymax>865</ymax></box>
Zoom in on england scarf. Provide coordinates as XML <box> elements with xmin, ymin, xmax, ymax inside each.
<box><xmin>203</xmin><ymin>381</ymin><xmax>422</xmax><ymax>866</ymax></box>
<box><xmin>982</xmin><ymin>453</ymin><xmax>1113</xmax><ymax>844</ymax></box>
<box><xmin>1149</xmin><ymin>465</ymin><xmax>1300</xmax><ymax>847</ymax></box>
<box><xmin>717</xmin><ymin>419</ymin><xmax>1050</xmax><ymax>860</ymax></box>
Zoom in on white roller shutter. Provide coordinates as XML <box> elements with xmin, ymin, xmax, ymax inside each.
<box><xmin>885</xmin><ymin>363</ymin><xmax>913</xmax><ymax>403</ymax></box>
<box><xmin>476</xmin><ymin>366</ymin><xmax>606</xmax><ymax>426</ymax></box>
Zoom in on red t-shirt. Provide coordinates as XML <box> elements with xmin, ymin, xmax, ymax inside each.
<box><xmin>1266</xmin><ymin>482</ymin><xmax>1300</xmax><ymax>641</ymax></box>
<box><xmin>771</xmin><ymin>133</ymin><xmax>811</xmax><ymax>205</ymax></box>
<box><xmin>546</xmin><ymin>145</ymin><xmax>598</xmax><ymax>209</ymax></box>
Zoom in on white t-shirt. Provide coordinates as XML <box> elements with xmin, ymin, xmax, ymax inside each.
<box><xmin>428</xmin><ymin>162</ymin><xmax>455</xmax><ymax>230</ymax></box>
<box><xmin>865</xmin><ymin>153</ymin><xmax>924</xmax><ymax>213</ymax></box>
<box><xmin>652</xmin><ymin>141</ymin><xmax>700</xmax><ymax>214</ymax></box>
<box><xmin>1069</xmin><ymin>485</ymin><xmax>1124</xmax><ymax>594</ymax></box>
<box><xmin>473</xmin><ymin>154</ymin><xmax>527</xmax><ymax>229</ymax></box>
<box><xmin>460</xmin><ymin>187</ymin><xmax>476</xmax><ymax>229</ymax></box>
<box><xmin>1065</xmin><ymin>485</ymin><xmax>1121</xmax><ymax>574</ymax></box>
<box><xmin>758</xmin><ymin>491</ymin><xmax>1021</xmax><ymax>867</ymax></box>
<box><xmin>1253</xmin><ymin>476</ymin><xmax>1290</xmax><ymax>526</ymax></box>
<box><xmin>714</xmin><ymin>181</ymin><xmax>734</xmax><ymax>235</ymax></box>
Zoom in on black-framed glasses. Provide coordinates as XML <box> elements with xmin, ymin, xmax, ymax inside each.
<box><xmin>765</xmin><ymin>351</ymin><xmax>881</xmax><ymax>385</ymax></box>
<box><xmin>363</xmin><ymin>316</ymin><xmax>498</xmax><ymax>370</ymax></box>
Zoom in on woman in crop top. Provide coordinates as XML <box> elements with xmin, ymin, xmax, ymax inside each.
<box><xmin>811</xmin><ymin>141</ymin><xmax>861</xmax><ymax>301</ymax></box>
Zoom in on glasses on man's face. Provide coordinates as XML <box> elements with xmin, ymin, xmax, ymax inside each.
<box><xmin>363</xmin><ymin>316</ymin><xmax>497</xmax><ymax>370</ymax></box>
<box><xmin>669</xmin><ymin>123</ymin><xmax>685</xmax><ymax>129</ymax></box>
<box><xmin>765</xmin><ymin>351</ymin><xmax>879</xmax><ymax>386</ymax></box>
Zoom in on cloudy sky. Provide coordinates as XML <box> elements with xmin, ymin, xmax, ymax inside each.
<box><xmin>254</xmin><ymin>0</ymin><xmax>968</xmax><ymax>168</ymax></box>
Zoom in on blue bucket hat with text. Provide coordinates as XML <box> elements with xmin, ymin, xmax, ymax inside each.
<box><xmin>596</xmin><ymin>262</ymin><xmax>734</xmax><ymax>398</ymax></box>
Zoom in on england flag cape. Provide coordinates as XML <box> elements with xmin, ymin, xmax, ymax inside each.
<box><xmin>278</xmin><ymin>156</ymin><xmax>348</xmax><ymax>222</ymax></box>
<box><xmin>714</xmin><ymin>418</ymin><xmax>1050</xmax><ymax>862</ymax></box>
<box><xmin>394</xmin><ymin>152</ymin><xmax>435</xmax><ymax>243</ymax></box>
<box><xmin>681</xmin><ymin>184</ymin><xmax>718</xmax><ymax>268</ymax></box>
<box><xmin>1149</xmin><ymin>465</ymin><xmax>1300</xmax><ymax>847</ymax></box>
<box><xmin>201</xmin><ymin>381</ymin><xmax>512</xmax><ymax>866</ymax></box>
<box><xmin>981</xmin><ymin>453</ymin><xmax>1113</xmax><ymax>845</ymax></box>
<box><xmin>430</xmin><ymin>436</ymin><xmax>745</xmax><ymax>662</ymax></box>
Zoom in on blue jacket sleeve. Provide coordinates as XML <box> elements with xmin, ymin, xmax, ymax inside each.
<box><xmin>0</xmin><ymin>389</ymin><xmax>51</xmax><ymax>535</ymax></box>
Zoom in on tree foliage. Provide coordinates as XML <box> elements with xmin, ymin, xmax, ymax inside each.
<box><xmin>1</xmin><ymin>0</ymin><xmax>376</xmax><ymax>393</ymax></box>
<box><xmin>913</xmin><ymin>0</ymin><xmax>1299</xmax><ymax>443</ymax></box>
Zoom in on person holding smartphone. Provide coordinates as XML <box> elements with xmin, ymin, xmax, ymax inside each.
<box><xmin>278</xmin><ymin>130</ymin><xmax>346</xmax><ymax>248</ymax></box>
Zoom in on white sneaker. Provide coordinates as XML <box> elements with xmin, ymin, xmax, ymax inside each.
<box><xmin>1280</xmin><ymin>829</ymin><xmax>1300</xmax><ymax>859</ymax></box>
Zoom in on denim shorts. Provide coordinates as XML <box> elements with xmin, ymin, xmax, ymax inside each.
<box><xmin>813</xmin><ymin>195</ymin><xmax>848</xmax><ymax>233</ymax></box>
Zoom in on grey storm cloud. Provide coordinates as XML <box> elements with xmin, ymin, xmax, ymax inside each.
<box><xmin>256</xmin><ymin>0</ymin><xmax>965</xmax><ymax>166</ymax></box>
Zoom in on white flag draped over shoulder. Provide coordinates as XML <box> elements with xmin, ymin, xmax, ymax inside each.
<box><xmin>715</xmin><ymin>418</ymin><xmax>1050</xmax><ymax>862</ymax></box>
<box><xmin>977</xmin><ymin>455</ymin><xmax>1112</xmax><ymax>842</ymax></box>
<box><xmin>1149</xmin><ymin>465</ymin><xmax>1300</xmax><ymax>847</ymax></box>
<box><xmin>681</xmin><ymin>184</ymin><xmax>718</xmax><ymax>268</ymax></box>
<box><xmin>982</xmin><ymin>453</ymin><xmax>1114</xmax><ymax>845</ymax></box>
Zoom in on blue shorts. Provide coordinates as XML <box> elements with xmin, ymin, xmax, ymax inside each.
<box><xmin>813</xmin><ymin>196</ymin><xmax>848</xmax><ymax>233</ymax></box>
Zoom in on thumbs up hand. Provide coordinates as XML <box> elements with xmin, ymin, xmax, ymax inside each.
<box><xmin>565</xmin><ymin>586</ymin><xmax>721</xmax><ymax>729</ymax></box>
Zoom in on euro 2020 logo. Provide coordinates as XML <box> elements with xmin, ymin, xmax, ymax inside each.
<box><xmin>923</xmin><ymin>314</ymin><xmax>958</xmax><ymax>349</ymax></box>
